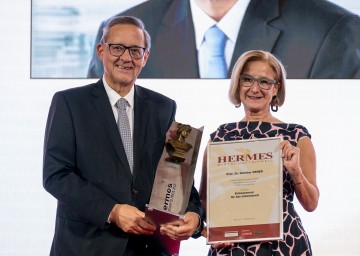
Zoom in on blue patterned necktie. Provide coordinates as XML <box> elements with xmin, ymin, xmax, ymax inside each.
<box><xmin>115</xmin><ymin>98</ymin><xmax>133</xmax><ymax>172</ymax></box>
<box><xmin>203</xmin><ymin>25</ymin><xmax>227</xmax><ymax>78</ymax></box>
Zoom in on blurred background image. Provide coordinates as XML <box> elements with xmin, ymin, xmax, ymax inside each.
<box><xmin>31</xmin><ymin>0</ymin><xmax>145</xmax><ymax>78</ymax></box>
<box><xmin>31</xmin><ymin>0</ymin><xmax>360</xmax><ymax>78</ymax></box>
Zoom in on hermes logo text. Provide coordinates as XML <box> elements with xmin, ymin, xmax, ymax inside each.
<box><xmin>217</xmin><ymin>152</ymin><xmax>273</xmax><ymax>164</ymax></box>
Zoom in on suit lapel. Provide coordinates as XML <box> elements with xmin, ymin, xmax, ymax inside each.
<box><xmin>230</xmin><ymin>0</ymin><xmax>281</xmax><ymax>74</ymax></box>
<box><xmin>91</xmin><ymin>80</ymin><xmax>133</xmax><ymax>179</ymax></box>
<box><xmin>132</xmin><ymin>85</ymin><xmax>150</xmax><ymax>172</ymax></box>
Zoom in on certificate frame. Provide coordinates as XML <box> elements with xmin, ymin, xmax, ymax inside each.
<box><xmin>206</xmin><ymin>137</ymin><xmax>283</xmax><ymax>244</ymax></box>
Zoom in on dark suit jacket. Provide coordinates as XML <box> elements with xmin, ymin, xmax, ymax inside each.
<box><xmin>43</xmin><ymin>79</ymin><xmax>203</xmax><ymax>256</ymax></box>
<box><xmin>87</xmin><ymin>0</ymin><xmax>360</xmax><ymax>79</ymax></box>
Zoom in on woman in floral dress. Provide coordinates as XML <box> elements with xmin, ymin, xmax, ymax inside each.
<box><xmin>199</xmin><ymin>50</ymin><xmax>320</xmax><ymax>256</ymax></box>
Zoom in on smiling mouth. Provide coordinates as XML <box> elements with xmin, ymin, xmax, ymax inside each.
<box><xmin>248</xmin><ymin>96</ymin><xmax>262</xmax><ymax>100</ymax></box>
<box><xmin>115</xmin><ymin>64</ymin><xmax>133</xmax><ymax>70</ymax></box>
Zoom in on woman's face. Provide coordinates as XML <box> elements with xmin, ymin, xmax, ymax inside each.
<box><xmin>239</xmin><ymin>60</ymin><xmax>279</xmax><ymax>114</ymax></box>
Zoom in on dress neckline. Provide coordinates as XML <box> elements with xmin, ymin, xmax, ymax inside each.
<box><xmin>238</xmin><ymin>121</ymin><xmax>283</xmax><ymax>124</ymax></box>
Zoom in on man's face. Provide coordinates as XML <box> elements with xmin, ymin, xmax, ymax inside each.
<box><xmin>97</xmin><ymin>24</ymin><xmax>149</xmax><ymax>91</ymax></box>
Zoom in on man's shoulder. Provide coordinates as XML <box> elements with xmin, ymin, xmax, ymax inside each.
<box><xmin>54</xmin><ymin>81</ymin><xmax>101</xmax><ymax>98</ymax></box>
<box><xmin>284</xmin><ymin>0</ymin><xmax>358</xmax><ymax>18</ymax></box>
<box><xmin>97</xmin><ymin>0</ymin><xmax>176</xmax><ymax>34</ymax></box>
<box><xmin>135</xmin><ymin>85</ymin><xmax>175</xmax><ymax>104</ymax></box>
<box><xmin>275</xmin><ymin>0</ymin><xmax>360</xmax><ymax>34</ymax></box>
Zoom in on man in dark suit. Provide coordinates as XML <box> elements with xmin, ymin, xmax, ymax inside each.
<box><xmin>43</xmin><ymin>16</ymin><xmax>203</xmax><ymax>256</ymax></box>
<box><xmin>87</xmin><ymin>0</ymin><xmax>360</xmax><ymax>79</ymax></box>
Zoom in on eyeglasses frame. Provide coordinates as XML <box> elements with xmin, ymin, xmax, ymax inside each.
<box><xmin>103</xmin><ymin>43</ymin><xmax>147</xmax><ymax>59</ymax></box>
<box><xmin>239</xmin><ymin>74</ymin><xmax>279</xmax><ymax>90</ymax></box>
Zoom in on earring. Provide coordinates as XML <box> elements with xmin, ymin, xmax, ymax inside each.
<box><xmin>235</xmin><ymin>102</ymin><xmax>241</xmax><ymax>108</ymax></box>
<box><xmin>271</xmin><ymin>95</ymin><xmax>278</xmax><ymax>112</ymax></box>
<box><xmin>271</xmin><ymin>105</ymin><xmax>278</xmax><ymax>112</ymax></box>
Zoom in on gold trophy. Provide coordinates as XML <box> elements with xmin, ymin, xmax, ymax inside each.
<box><xmin>166</xmin><ymin>124</ymin><xmax>193</xmax><ymax>163</ymax></box>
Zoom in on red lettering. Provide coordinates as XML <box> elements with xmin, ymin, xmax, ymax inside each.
<box><xmin>218</xmin><ymin>156</ymin><xmax>227</xmax><ymax>163</ymax></box>
<box><xmin>228</xmin><ymin>155</ymin><xmax>237</xmax><ymax>162</ymax></box>
<box><xmin>236</xmin><ymin>155</ymin><xmax>245</xmax><ymax>161</ymax></box>
<box><xmin>245</xmin><ymin>154</ymin><xmax>257</xmax><ymax>161</ymax></box>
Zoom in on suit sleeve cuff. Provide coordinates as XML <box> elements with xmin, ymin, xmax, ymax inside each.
<box><xmin>189</xmin><ymin>212</ymin><xmax>204</xmax><ymax>238</ymax></box>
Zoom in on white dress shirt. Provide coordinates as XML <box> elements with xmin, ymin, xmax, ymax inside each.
<box><xmin>103</xmin><ymin>77</ymin><xmax>134</xmax><ymax>138</ymax></box>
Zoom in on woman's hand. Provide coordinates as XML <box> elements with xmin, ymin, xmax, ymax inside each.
<box><xmin>280</xmin><ymin>137</ymin><xmax>319</xmax><ymax>212</ymax></box>
<box><xmin>279</xmin><ymin>140</ymin><xmax>303</xmax><ymax>183</ymax></box>
<box><xmin>201</xmin><ymin>226</ymin><xmax>234</xmax><ymax>249</ymax></box>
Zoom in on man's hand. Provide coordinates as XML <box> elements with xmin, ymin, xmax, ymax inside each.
<box><xmin>159</xmin><ymin>212</ymin><xmax>200</xmax><ymax>240</ymax></box>
<box><xmin>109</xmin><ymin>204</ymin><xmax>156</xmax><ymax>235</ymax></box>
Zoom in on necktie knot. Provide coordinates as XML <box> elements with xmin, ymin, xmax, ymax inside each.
<box><xmin>116</xmin><ymin>98</ymin><xmax>128</xmax><ymax>111</ymax></box>
<box><xmin>204</xmin><ymin>26</ymin><xmax>226</xmax><ymax>55</ymax></box>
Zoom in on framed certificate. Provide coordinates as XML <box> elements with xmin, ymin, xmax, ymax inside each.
<box><xmin>207</xmin><ymin>137</ymin><xmax>283</xmax><ymax>244</ymax></box>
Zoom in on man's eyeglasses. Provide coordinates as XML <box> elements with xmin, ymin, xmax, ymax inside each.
<box><xmin>239</xmin><ymin>75</ymin><xmax>278</xmax><ymax>90</ymax></box>
<box><xmin>103</xmin><ymin>43</ymin><xmax>147</xmax><ymax>59</ymax></box>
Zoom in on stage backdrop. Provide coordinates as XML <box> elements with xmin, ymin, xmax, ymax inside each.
<box><xmin>0</xmin><ymin>1</ymin><xmax>359</xmax><ymax>256</ymax></box>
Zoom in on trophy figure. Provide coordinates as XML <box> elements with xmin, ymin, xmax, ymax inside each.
<box><xmin>166</xmin><ymin>124</ymin><xmax>193</xmax><ymax>163</ymax></box>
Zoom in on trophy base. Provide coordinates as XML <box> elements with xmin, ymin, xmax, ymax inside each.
<box><xmin>145</xmin><ymin>205</ymin><xmax>184</xmax><ymax>256</ymax></box>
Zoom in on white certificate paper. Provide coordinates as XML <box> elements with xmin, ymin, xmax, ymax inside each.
<box><xmin>207</xmin><ymin>137</ymin><xmax>283</xmax><ymax>244</ymax></box>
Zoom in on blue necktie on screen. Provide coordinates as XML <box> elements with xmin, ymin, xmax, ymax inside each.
<box><xmin>116</xmin><ymin>98</ymin><xmax>133</xmax><ymax>173</ymax></box>
<box><xmin>203</xmin><ymin>25</ymin><xmax>227</xmax><ymax>78</ymax></box>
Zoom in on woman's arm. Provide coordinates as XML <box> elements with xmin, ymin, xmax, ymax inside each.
<box><xmin>280</xmin><ymin>137</ymin><xmax>320</xmax><ymax>211</ymax></box>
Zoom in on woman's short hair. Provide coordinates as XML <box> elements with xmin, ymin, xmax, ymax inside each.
<box><xmin>228</xmin><ymin>50</ymin><xmax>286</xmax><ymax>107</ymax></box>
<box><xmin>100</xmin><ymin>16</ymin><xmax>151</xmax><ymax>50</ymax></box>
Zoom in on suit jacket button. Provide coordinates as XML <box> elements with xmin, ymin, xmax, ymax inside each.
<box><xmin>132</xmin><ymin>188</ymin><xmax>138</xmax><ymax>194</ymax></box>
